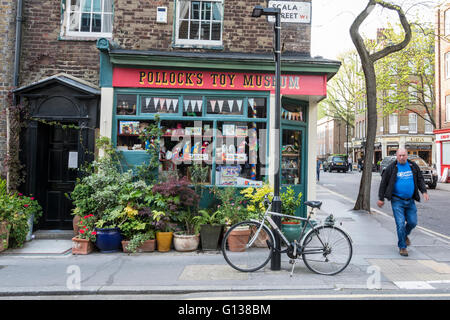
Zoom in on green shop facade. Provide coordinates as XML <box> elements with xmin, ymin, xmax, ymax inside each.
<box><xmin>96</xmin><ymin>39</ymin><xmax>339</xmax><ymax>216</ymax></box>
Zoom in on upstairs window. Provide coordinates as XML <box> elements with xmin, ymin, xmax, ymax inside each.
<box><xmin>445</xmin><ymin>10</ymin><xmax>450</xmax><ymax>36</ymax></box>
<box><xmin>389</xmin><ymin>113</ymin><xmax>398</xmax><ymax>134</ymax></box>
<box><xmin>408</xmin><ymin>113</ymin><xmax>417</xmax><ymax>134</ymax></box>
<box><xmin>175</xmin><ymin>0</ymin><xmax>224</xmax><ymax>47</ymax></box>
<box><xmin>63</xmin><ymin>0</ymin><xmax>113</xmax><ymax>38</ymax></box>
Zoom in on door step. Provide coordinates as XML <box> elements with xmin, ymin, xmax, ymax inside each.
<box><xmin>33</xmin><ymin>230</ymin><xmax>74</xmax><ymax>240</ymax></box>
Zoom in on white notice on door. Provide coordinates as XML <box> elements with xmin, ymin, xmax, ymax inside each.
<box><xmin>68</xmin><ymin>152</ymin><xmax>78</xmax><ymax>168</ymax></box>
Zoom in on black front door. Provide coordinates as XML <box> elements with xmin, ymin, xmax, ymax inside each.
<box><xmin>37</xmin><ymin>123</ymin><xmax>79</xmax><ymax>229</ymax></box>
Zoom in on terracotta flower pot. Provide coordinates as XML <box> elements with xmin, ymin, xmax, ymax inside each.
<box><xmin>156</xmin><ymin>231</ymin><xmax>173</xmax><ymax>252</ymax></box>
<box><xmin>72</xmin><ymin>237</ymin><xmax>94</xmax><ymax>255</ymax></box>
<box><xmin>250</xmin><ymin>225</ymin><xmax>270</xmax><ymax>248</ymax></box>
<box><xmin>121</xmin><ymin>239</ymin><xmax>156</xmax><ymax>253</ymax></box>
<box><xmin>73</xmin><ymin>216</ymin><xmax>81</xmax><ymax>236</ymax></box>
<box><xmin>227</xmin><ymin>227</ymin><xmax>251</xmax><ymax>252</ymax></box>
<box><xmin>173</xmin><ymin>232</ymin><xmax>200</xmax><ymax>252</ymax></box>
<box><xmin>0</xmin><ymin>222</ymin><xmax>10</xmax><ymax>253</ymax></box>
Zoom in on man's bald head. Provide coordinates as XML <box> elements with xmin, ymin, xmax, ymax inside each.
<box><xmin>396</xmin><ymin>148</ymin><xmax>408</xmax><ymax>164</ymax></box>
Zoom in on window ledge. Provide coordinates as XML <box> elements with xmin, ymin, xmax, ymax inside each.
<box><xmin>172</xmin><ymin>43</ymin><xmax>224</xmax><ymax>50</ymax></box>
<box><xmin>59</xmin><ymin>35</ymin><xmax>112</xmax><ymax>42</ymax></box>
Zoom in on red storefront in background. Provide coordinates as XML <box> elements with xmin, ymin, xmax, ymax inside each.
<box><xmin>435</xmin><ymin>128</ymin><xmax>450</xmax><ymax>183</ymax></box>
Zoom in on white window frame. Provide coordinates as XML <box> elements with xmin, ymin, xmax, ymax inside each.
<box><xmin>424</xmin><ymin>114</ymin><xmax>433</xmax><ymax>134</ymax></box>
<box><xmin>175</xmin><ymin>0</ymin><xmax>224</xmax><ymax>47</ymax></box>
<box><xmin>446</xmin><ymin>52</ymin><xmax>450</xmax><ymax>79</ymax></box>
<box><xmin>408</xmin><ymin>113</ymin><xmax>417</xmax><ymax>134</ymax></box>
<box><xmin>446</xmin><ymin>95</ymin><xmax>450</xmax><ymax>122</ymax></box>
<box><xmin>443</xmin><ymin>142</ymin><xmax>450</xmax><ymax>165</ymax></box>
<box><xmin>408</xmin><ymin>84</ymin><xmax>418</xmax><ymax>103</ymax></box>
<box><xmin>445</xmin><ymin>10</ymin><xmax>450</xmax><ymax>36</ymax></box>
<box><xmin>389</xmin><ymin>113</ymin><xmax>398</xmax><ymax>134</ymax></box>
<box><xmin>64</xmin><ymin>0</ymin><xmax>113</xmax><ymax>38</ymax></box>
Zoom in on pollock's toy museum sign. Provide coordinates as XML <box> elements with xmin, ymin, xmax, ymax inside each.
<box><xmin>113</xmin><ymin>68</ymin><xmax>327</xmax><ymax>96</ymax></box>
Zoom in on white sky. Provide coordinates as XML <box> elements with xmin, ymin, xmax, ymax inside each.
<box><xmin>311</xmin><ymin>0</ymin><xmax>437</xmax><ymax>60</ymax></box>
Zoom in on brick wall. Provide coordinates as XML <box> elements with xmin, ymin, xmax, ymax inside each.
<box><xmin>113</xmin><ymin>0</ymin><xmax>311</xmax><ymax>54</ymax></box>
<box><xmin>0</xmin><ymin>0</ymin><xmax>16</xmax><ymax>175</ymax></box>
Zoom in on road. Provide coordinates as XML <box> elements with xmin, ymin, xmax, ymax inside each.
<box><xmin>317</xmin><ymin>170</ymin><xmax>450</xmax><ymax>238</ymax></box>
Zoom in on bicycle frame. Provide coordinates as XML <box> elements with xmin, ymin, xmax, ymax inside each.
<box><xmin>248</xmin><ymin>203</ymin><xmax>320</xmax><ymax>252</ymax></box>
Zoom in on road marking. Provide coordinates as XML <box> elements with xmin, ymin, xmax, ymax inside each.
<box><xmin>318</xmin><ymin>185</ymin><xmax>450</xmax><ymax>244</ymax></box>
<box><xmin>190</xmin><ymin>293</ymin><xmax>450</xmax><ymax>300</ymax></box>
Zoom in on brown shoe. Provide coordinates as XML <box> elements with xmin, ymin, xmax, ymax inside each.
<box><xmin>399</xmin><ymin>248</ymin><xmax>409</xmax><ymax>257</ymax></box>
<box><xmin>405</xmin><ymin>237</ymin><xmax>411</xmax><ymax>246</ymax></box>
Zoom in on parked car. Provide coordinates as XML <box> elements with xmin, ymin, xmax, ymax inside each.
<box><xmin>379</xmin><ymin>155</ymin><xmax>438</xmax><ymax>189</ymax></box>
<box><xmin>323</xmin><ymin>155</ymin><xmax>348</xmax><ymax>173</ymax></box>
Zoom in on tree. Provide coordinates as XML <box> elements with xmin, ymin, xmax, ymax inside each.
<box><xmin>320</xmin><ymin>50</ymin><xmax>366</xmax><ymax>133</ymax></box>
<box><xmin>350</xmin><ymin>0</ymin><xmax>411</xmax><ymax>212</ymax></box>
<box><xmin>375</xmin><ymin>22</ymin><xmax>435</xmax><ymax>128</ymax></box>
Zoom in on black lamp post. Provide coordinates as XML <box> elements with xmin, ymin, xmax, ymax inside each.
<box><xmin>252</xmin><ymin>5</ymin><xmax>282</xmax><ymax>271</ymax></box>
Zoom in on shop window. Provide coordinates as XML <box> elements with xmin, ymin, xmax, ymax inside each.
<box><xmin>141</xmin><ymin>96</ymin><xmax>179</xmax><ymax>114</ymax></box>
<box><xmin>443</xmin><ymin>142</ymin><xmax>450</xmax><ymax>165</ymax></box>
<box><xmin>206</xmin><ymin>97</ymin><xmax>244</xmax><ymax>116</ymax></box>
<box><xmin>116</xmin><ymin>94</ymin><xmax>137</xmax><ymax>115</ymax></box>
<box><xmin>62</xmin><ymin>0</ymin><xmax>113</xmax><ymax>39</ymax></box>
<box><xmin>175</xmin><ymin>0</ymin><xmax>223</xmax><ymax>47</ymax></box>
<box><xmin>114</xmin><ymin>92</ymin><xmax>269</xmax><ymax>186</ymax></box>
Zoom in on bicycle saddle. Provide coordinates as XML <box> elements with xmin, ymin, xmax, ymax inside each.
<box><xmin>304</xmin><ymin>201</ymin><xmax>322</xmax><ymax>209</ymax></box>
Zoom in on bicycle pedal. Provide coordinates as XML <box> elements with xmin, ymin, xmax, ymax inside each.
<box><xmin>289</xmin><ymin>259</ymin><xmax>296</xmax><ymax>264</ymax></box>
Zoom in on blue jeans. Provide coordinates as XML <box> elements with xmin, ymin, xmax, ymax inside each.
<box><xmin>391</xmin><ymin>198</ymin><xmax>418</xmax><ymax>249</ymax></box>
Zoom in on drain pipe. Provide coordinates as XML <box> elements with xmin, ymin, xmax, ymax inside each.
<box><xmin>7</xmin><ymin>0</ymin><xmax>24</xmax><ymax>191</ymax></box>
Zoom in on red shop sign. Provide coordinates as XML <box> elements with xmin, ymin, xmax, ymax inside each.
<box><xmin>113</xmin><ymin>68</ymin><xmax>327</xmax><ymax>96</ymax></box>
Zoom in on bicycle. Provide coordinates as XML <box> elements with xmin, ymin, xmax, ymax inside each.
<box><xmin>221</xmin><ymin>197</ymin><xmax>353</xmax><ymax>276</ymax></box>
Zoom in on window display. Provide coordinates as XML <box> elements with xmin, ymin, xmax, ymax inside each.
<box><xmin>114</xmin><ymin>92</ymin><xmax>268</xmax><ymax>186</ymax></box>
<box><xmin>282</xmin><ymin>130</ymin><xmax>302</xmax><ymax>185</ymax></box>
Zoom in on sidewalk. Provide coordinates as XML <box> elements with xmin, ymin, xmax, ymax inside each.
<box><xmin>437</xmin><ymin>182</ymin><xmax>450</xmax><ymax>192</ymax></box>
<box><xmin>0</xmin><ymin>185</ymin><xmax>449</xmax><ymax>296</ymax></box>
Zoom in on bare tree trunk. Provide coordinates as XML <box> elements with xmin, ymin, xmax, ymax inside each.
<box><xmin>350</xmin><ymin>0</ymin><xmax>411</xmax><ymax>212</ymax></box>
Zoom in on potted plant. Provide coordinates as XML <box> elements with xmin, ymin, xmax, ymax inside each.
<box><xmin>72</xmin><ymin>214</ymin><xmax>96</xmax><ymax>255</ymax></box>
<box><xmin>151</xmin><ymin>177</ymin><xmax>200</xmax><ymax>252</ymax></box>
<box><xmin>119</xmin><ymin>207</ymin><xmax>156</xmax><ymax>253</ymax></box>
<box><xmin>173</xmin><ymin>207</ymin><xmax>201</xmax><ymax>252</ymax></box>
<box><xmin>280</xmin><ymin>186</ymin><xmax>303</xmax><ymax>243</ymax></box>
<box><xmin>214</xmin><ymin>187</ymin><xmax>250</xmax><ymax>252</ymax></box>
<box><xmin>192</xmin><ymin>209</ymin><xmax>225</xmax><ymax>251</ymax></box>
<box><xmin>152</xmin><ymin>210</ymin><xmax>174</xmax><ymax>252</ymax></box>
<box><xmin>0</xmin><ymin>178</ymin><xmax>43</xmax><ymax>251</ymax></box>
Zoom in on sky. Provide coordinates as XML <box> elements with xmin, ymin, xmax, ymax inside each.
<box><xmin>310</xmin><ymin>0</ymin><xmax>438</xmax><ymax>60</ymax></box>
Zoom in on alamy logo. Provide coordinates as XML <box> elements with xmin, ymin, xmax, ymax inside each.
<box><xmin>66</xmin><ymin>265</ymin><xmax>81</xmax><ymax>290</ymax></box>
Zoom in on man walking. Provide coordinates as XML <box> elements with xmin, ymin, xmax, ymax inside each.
<box><xmin>348</xmin><ymin>156</ymin><xmax>353</xmax><ymax>172</ymax></box>
<box><xmin>377</xmin><ymin>148</ymin><xmax>429</xmax><ymax>257</ymax></box>
<box><xmin>316</xmin><ymin>158</ymin><xmax>322</xmax><ymax>182</ymax></box>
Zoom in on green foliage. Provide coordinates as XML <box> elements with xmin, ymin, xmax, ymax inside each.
<box><xmin>212</xmin><ymin>187</ymin><xmax>248</xmax><ymax>225</ymax></box>
<box><xmin>192</xmin><ymin>209</ymin><xmax>226</xmax><ymax>226</ymax></box>
<box><xmin>374</xmin><ymin>21</ymin><xmax>435</xmax><ymax>124</ymax></box>
<box><xmin>125</xmin><ymin>231</ymin><xmax>155</xmax><ymax>253</ymax></box>
<box><xmin>0</xmin><ymin>177</ymin><xmax>43</xmax><ymax>248</ymax></box>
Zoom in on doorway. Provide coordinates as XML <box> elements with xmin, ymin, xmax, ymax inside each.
<box><xmin>36</xmin><ymin>123</ymin><xmax>79</xmax><ymax>229</ymax></box>
<box><xmin>281</xmin><ymin>126</ymin><xmax>306</xmax><ymax>217</ymax></box>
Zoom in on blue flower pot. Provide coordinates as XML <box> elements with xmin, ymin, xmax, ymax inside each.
<box><xmin>95</xmin><ymin>227</ymin><xmax>122</xmax><ymax>253</ymax></box>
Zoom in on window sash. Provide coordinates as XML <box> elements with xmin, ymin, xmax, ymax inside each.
<box><xmin>67</xmin><ymin>0</ymin><xmax>113</xmax><ymax>37</ymax></box>
<box><xmin>389</xmin><ymin>114</ymin><xmax>398</xmax><ymax>134</ymax></box>
<box><xmin>424</xmin><ymin>114</ymin><xmax>433</xmax><ymax>134</ymax></box>
<box><xmin>409</xmin><ymin>113</ymin><xmax>417</xmax><ymax>133</ymax></box>
<box><xmin>176</xmin><ymin>0</ymin><xmax>223</xmax><ymax>45</ymax></box>
<box><xmin>445</xmin><ymin>10</ymin><xmax>450</xmax><ymax>36</ymax></box>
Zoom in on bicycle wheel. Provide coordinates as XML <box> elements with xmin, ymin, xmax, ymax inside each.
<box><xmin>222</xmin><ymin>221</ymin><xmax>275</xmax><ymax>272</ymax></box>
<box><xmin>301</xmin><ymin>226</ymin><xmax>352</xmax><ymax>275</ymax></box>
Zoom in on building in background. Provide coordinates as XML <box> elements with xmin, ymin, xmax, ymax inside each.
<box><xmin>435</xmin><ymin>3</ymin><xmax>450</xmax><ymax>183</ymax></box>
<box><xmin>317</xmin><ymin>116</ymin><xmax>348</xmax><ymax>160</ymax></box>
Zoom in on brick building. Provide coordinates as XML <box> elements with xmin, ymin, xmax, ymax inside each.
<box><xmin>316</xmin><ymin>116</ymin><xmax>348</xmax><ymax>160</ymax></box>
<box><xmin>435</xmin><ymin>3</ymin><xmax>450</xmax><ymax>183</ymax></box>
<box><xmin>2</xmin><ymin>0</ymin><xmax>339</xmax><ymax>230</ymax></box>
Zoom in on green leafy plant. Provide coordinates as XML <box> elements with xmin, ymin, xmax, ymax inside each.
<box><xmin>212</xmin><ymin>187</ymin><xmax>248</xmax><ymax>226</ymax></box>
<box><xmin>192</xmin><ymin>209</ymin><xmax>225</xmax><ymax>226</ymax></box>
<box><xmin>125</xmin><ymin>231</ymin><xmax>155</xmax><ymax>253</ymax></box>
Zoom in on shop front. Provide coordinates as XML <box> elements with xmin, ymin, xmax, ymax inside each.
<box><xmin>435</xmin><ymin>129</ymin><xmax>450</xmax><ymax>182</ymax></box>
<box><xmin>96</xmin><ymin>39</ymin><xmax>339</xmax><ymax>216</ymax></box>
